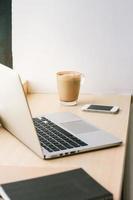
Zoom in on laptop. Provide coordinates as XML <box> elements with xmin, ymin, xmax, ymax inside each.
<box><xmin>0</xmin><ymin>64</ymin><xmax>122</xmax><ymax>159</ymax></box>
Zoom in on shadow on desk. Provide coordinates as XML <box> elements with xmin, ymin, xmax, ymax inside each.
<box><xmin>123</xmin><ymin>103</ymin><xmax>133</xmax><ymax>200</ymax></box>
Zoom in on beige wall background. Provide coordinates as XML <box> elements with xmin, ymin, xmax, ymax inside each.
<box><xmin>12</xmin><ymin>0</ymin><xmax>133</xmax><ymax>94</ymax></box>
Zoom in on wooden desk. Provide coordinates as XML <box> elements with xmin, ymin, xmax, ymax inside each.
<box><xmin>0</xmin><ymin>94</ymin><xmax>131</xmax><ymax>200</ymax></box>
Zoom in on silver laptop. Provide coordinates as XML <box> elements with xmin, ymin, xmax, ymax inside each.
<box><xmin>0</xmin><ymin>64</ymin><xmax>122</xmax><ymax>159</ymax></box>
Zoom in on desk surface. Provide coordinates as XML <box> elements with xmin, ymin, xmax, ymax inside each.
<box><xmin>0</xmin><ymin>94</ymin><xmax>131</xmax><ymax>200</ymax></box>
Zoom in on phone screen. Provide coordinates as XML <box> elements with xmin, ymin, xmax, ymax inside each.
<box><xmin>88</xmin><ymin>105</ymin><xmax>113</xmax><ymax>111</ymax></box>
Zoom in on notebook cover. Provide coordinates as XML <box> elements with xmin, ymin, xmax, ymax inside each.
<box><xmin>1</xmin><ymin>168</ymin><xmax>113</xmax><ymax>200</ymax></box>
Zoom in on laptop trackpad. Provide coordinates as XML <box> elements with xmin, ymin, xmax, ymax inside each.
<box><xmin>61</xmin><ymin>120</ymin><xmax>98</xmax><ymax>134</ymax></box>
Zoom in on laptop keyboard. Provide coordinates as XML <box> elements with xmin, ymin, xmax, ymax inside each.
<box><xmin>33</xmin><ymin>117</ymin><xmax>87</xmax><ymax>153</ymax></box>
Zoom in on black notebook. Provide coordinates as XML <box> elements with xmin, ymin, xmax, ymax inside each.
<box><xmin>0</xmin><ymin>168</ymin><xmax>113</xmax><ymax>200</ymax></box>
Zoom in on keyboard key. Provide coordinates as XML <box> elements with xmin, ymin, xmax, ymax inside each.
<box><xmin>33</xmin><ymin>117</ymin><xmax>88</xmax><ymax>152</ymax></box>
<box><xmin>40</xmin><ymin>143</ymin><xmax>53</xmax><ymax>152</ymax></box>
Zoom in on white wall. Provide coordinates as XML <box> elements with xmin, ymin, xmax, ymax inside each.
<box><xmin>12</xmin><ymin>0</ymin><xmax>133</xmax><ymax>94</ymax></box>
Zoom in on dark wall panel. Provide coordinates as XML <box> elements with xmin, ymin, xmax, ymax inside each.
<box><xmin>0</xmin><ymin>0</ymin><xmax>12</xmax><ymax>68</ymax></box>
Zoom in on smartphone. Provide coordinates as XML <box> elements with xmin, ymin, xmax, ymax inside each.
<box><xmin>81</xmin><ymin>104</ymin><xmax>119</xmax><ymax>114</ymax></box>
